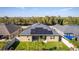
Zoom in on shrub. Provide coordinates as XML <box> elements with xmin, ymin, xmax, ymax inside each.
<box><xmin>53</xmin><ymin>47</ymin><xmax>57</xmax><ymax>50</ymax></box>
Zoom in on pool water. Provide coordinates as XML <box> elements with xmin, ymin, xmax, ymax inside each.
<box><xmin>64</xmin><ymin>35</ymin><xmax>75</xmax><ymax>40</ymax></box>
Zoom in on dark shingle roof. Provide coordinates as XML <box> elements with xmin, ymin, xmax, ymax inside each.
<box><xmin>0</xmin><ymin>23</ymin><xmax>20</xmax><ymax>35</ymax></box>
<box><xmin>54</xmin><ymin>24</ymin><xmax>79</xmax><ymax>35</ymax></box>
<box><xmin>6</xmin><ymin>24</ymin><xmax>20</xmax><ymax>34</ymax></box>
<box><xmin>20</xmin><ymin>23</ymin><xmax>59</xmax><ymax>35</ymax></box>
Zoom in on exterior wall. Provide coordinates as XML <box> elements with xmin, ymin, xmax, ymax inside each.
<box><xmin>46</xmin><ymin>35</ymin><xmax>59</xmax><ymax>41</ymax></box>
<box><xmin>18</xmin><ymin>35</ymin><xmax>59</xmax><ymax>42</ymax></box>
<box><xmin>18</xmin><ymin>35</ymin><xmax>32</xmax><ymax>42</ymax></box>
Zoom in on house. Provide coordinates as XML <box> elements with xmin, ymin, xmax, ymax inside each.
<box><xmin>19</xmin><ymin>23</ymin><xmax>60</xmax><ymax>42</ymax></box>
<box><xmin>54</xmin><ymin>24</ymin><xmax>79</xmax><ymax>40</ymax></box>
<box><xmin>0</xmin><ymin>23</ymin><xmax>21</xmax><ymax>40</ymax></box>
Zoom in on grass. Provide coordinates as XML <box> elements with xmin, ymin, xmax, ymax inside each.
<box><xmin>64</xmin><ymin>37</ymin><xmax>79</xmax><ymax>48</ymax></box>
<box><xmin>15</xmin><ymin>41</ymin><xmax>69</xmax><ymax>50</ymax></box>
<box><xmin>0</xmin><ymin>41</ymin><xmax>7</xmax><ymax>49</ymax></box>
<box><xmin>68</xmin><ymin>39</ymin><xmax>79</xmax><ymax>48</ymax></box>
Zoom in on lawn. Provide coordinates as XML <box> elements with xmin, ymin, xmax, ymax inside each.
<box><xmin>0</xmin><ymin>41</ymin><xmax>7</xmax><ymax>49</ymax></box>
<box><xmin>15</xmin><ymin>41</ymin><xmax>69</xmax><ymax>50</ymax></box>
<box><xmin>64</xmin><ymin>37</ymin><xmax>79</xmax><ymax>48</ymax></box>
<box><xmin>68</xmin><ymin>39</ymin><xmax>79</xmax><ymax>48</ymax></box>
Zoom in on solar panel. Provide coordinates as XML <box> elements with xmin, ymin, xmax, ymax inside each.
<box><xmin>31</xmin><ymin>27</ymin><xmax>53</xmax><ymax>34</ymax></box>
<box><xmin>20</xmin><ymin>23</ymin><xmax>60</xmax><ymax>35</ymax></box>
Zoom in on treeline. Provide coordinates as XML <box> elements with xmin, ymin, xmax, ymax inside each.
<box><xmin>0</xmin><ymin>16</ymin><xmax>79</xmax><ymax>25</ymax></box>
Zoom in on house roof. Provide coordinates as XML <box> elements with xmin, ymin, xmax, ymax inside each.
<box><xmin>20</xmin><ymin>23</ymin><xmax>59</xmax><ymax>36</ymax></box>
<box><xmin>0</xmin><ymin>23</ymin><xmax>20</xmax><ymax>35</ymax></box>
<box><xmin>54</xmin><ymin>24</ymin><xmax>79</xmax><ymax>35</ymax></box>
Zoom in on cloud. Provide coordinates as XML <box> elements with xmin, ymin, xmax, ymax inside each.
<box><xmin>60</xmin><ymin>8</ymin><xmax>73</xmax><ymax>11</ymax></box>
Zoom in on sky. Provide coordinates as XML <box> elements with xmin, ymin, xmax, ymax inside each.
<box><xmin>0</xmin><ymin>7</ymin><xmax>79</xmax><ymax>17</ymax></box>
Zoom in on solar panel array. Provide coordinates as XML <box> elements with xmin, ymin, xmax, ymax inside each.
<box><xmin>31</xmin><ymin>27</ymin><xmax>53</xmax><ymax>34</ymax></box>
<box><xmin>20</xmin><ymin>23</ymin><xmax>59</xmax><ymax>35</ymax></box>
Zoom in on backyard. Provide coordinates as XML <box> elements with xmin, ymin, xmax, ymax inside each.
<box><xmin>0</xmin><ymin>41</ymin><xmax>7</xmax><ymax>50</ymax></box>
<box><xmin>63</xmin><ymin>36</ymin><xmax>79</xmax><ymax>48</ymax></box>
<box><xmin>68</xmin><ymin>39</ymin><xmax>79</xmax><ymax>48</ymax></box>
<box><xmin>15</xmin><ymin>41</ymin><xmax>69</xmax><ymax>50</ymax></box>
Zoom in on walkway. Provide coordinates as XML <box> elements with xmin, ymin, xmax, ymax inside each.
<box><xmin>61</xmin><ymin>37</ymin><xmax>74</xmax><ymax>48</ymax></box>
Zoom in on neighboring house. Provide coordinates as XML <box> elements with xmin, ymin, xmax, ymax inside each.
<box><xmin>19</xmin><ymin>23</ymin><xmax>60</xmax><ymax>42</ymax></box>
<box><xmin>54</xmin><ymin>24</ymin><xmax>79</xmax><ymax>40</ymax></box>
<box><xmin>0</xmin><ymin>23</ymin><xmax>21</xmax><ymax>40</ymax></box>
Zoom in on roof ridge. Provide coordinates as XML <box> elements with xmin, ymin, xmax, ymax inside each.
<box><xmin>1</xmin><ymin>23</ymin><xmax>10</xmax><ymax>35</ymax></box>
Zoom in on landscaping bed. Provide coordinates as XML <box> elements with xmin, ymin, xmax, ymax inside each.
<box><xmin>15</xmin><ymin>41</ymin><xmax>69</xmax><ymax>50</ymax></box>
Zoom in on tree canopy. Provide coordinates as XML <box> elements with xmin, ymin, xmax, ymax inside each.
<box><xmin>0</xmin><ymin>16</ymin><xmax>79</xmax><ymax>25</ymax></box>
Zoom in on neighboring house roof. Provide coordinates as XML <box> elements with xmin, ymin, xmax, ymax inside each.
<box><xmin>20</xmin><ymin>23</ymin><xmax>59</xmax><ymax>36</ymax></box>
<box><xmin>0</xmin><ymin>23</ymin><xmax>20</xmax><ymax>35</ymax></box>
<box><xmin>54</xmin><ymin>24</ymin><xmax>79</xmax><ymax>35</ymax></box>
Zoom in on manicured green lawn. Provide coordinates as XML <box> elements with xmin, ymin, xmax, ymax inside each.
<box><xmin>0</xmin><ymin>41</ymin><xmax>7</xmax><ymax>49</ymax></box>
<box><xmin>15</xmin><ymin>41</ymin><xmax>69</xmax><ymax>50</ymax></box>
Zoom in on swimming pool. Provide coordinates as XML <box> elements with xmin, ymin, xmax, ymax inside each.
<box><xmin>64</xmin><ymin>35</ymin><xmax>75</xmax><ymax>40</ymax></box>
